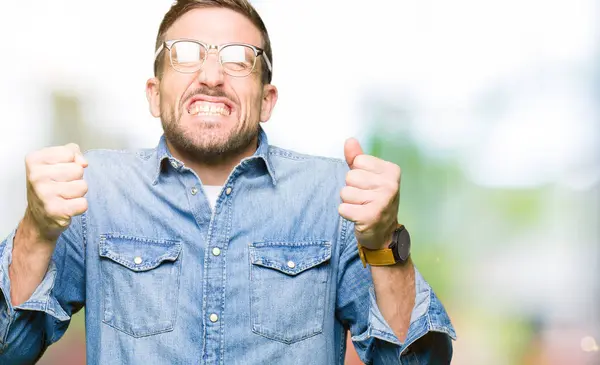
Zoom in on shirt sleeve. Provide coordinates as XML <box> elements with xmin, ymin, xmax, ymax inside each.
<box><xmin>0</xmin><ymin>214</ymin><xmax>86</xmax><ymax>363</ymax></box>
<box><xmin>336</xmin><ymin>218</ymin><xmax>456</xmax><ymax>365</ymax></box>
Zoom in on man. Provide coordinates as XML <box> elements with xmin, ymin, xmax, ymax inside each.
<box><xmin>0</xmin><ymin>0</ymin><xmax>455</xmax><ymax>364</ymax></box>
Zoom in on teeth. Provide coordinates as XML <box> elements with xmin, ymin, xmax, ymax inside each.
<box><xmin>188</xmin><ymin>101</ymin><xmax>230</xmax><ymax>116</ymax></box>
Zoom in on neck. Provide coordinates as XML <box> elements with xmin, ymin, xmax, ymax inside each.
<box><xmin>166</xmin><ymin>137</ymin><xmax>259</xmax><ymax>186</ymax></box>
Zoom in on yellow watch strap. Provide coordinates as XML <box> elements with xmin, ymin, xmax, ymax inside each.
<box><xmin>357</xmin><ymin>244</ymin><xmax>397</xmax><ymax>268</ymax></box>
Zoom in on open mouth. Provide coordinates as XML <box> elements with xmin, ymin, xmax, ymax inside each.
<box><xmin>185</xmin><ymin>95</ymin><xmax>233</xmax><ymax>117</ymax></box>
<box><xmin>188</xmin><ymin>101</ymin><xmax>232</xmax><ymax>116</ymax></box>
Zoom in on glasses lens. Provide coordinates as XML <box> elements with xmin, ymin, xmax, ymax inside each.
<box><xmin>171</xmin><ymin>41</ymin><xmax>206</xmax><ymax>73</ymax></box>
<box><xmin>220</xmin><ymin>45</ymin><xmax>256</xmax><ymax>76</ymax></box>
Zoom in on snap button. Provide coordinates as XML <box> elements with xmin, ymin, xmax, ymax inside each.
<box><xmin>170</xmin><ymin>161</ymin><xmax>178</xmax><ymax>169</ymax></box>
<box><xmin>225</xmin><ymin>187</ymin><xmax>232</xmax><ymax>195</ymax></box>
<box><xmin>287</xmin><ymin>261</ymin><xmax>296</xmax><ymax>269</ymax></box>
<box><xmin>134</xmin><ymin>257</ymin><xmax>143</xmax><ymax>265</ymax></box>
<box><xmin>212</xmin><ymin>247</ymin><xmax>221</xmax><ymax>256</ymax></box>
<box><xmin>191</xmin><ymin>187</ymin><xmax>198</xmax><ymax>195</ymax></box>
<box><xmin>209</xmin><ymin>313</ymin><xmax>219</xmax><ymax>323</ymax></box>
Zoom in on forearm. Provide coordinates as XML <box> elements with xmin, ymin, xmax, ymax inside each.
<box><xmin>370</xmin><ymin>257</ymin><xmax>415</xmax><ymax>343</ymax></box>
<box><xmin>9</xmin><ymin>211</ymin><xmax>55</xmax><ymax>307</ymax></box>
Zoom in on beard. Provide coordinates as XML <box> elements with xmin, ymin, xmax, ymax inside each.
<box><xmin>160</xmin><ymin>87</ymin><xmax>259</xmax><ymax>166</ymax></box>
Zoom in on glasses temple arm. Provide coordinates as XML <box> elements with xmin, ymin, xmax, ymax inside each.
<box><xmin>154</xmin><ymin>44</ymin><xmax>165</xmax><ymax>60</ymax></box>
<box><xmin>262</xmin><ymin>53</ymin><xmax>272</xmax><ymax>73</ymax></box>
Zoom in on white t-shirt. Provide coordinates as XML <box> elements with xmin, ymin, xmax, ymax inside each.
<box><xmin>203</xmin><ymin>185</ymin><xmax>222</xmax><ymax>211</ymax></box>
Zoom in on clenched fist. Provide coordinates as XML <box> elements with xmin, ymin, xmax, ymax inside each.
<box><xmin>338</xmin><ymin>138</ymin><xmax>401</xmax><ymax>250</ymax></box>
<box><xmin>25</xmin><ymin>143</ymin><xmax>89</xmax><ymax>242</ymax></box>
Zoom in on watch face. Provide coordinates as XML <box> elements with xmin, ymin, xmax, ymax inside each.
<box><xmin>396</xmin><ymin>228</ymin><xmax>411</xmax><ymax>261</ymax></box>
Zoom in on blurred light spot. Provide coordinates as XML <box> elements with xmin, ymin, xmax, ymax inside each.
<box><xmin>581</xmin><ymin>336</ymin><xmax>598</xmax><ymax>352</ymax></box>
<box><xmin>436</xmin><ymin>257</ymin><xmax>440</xmax><ymax>263</ymax></box>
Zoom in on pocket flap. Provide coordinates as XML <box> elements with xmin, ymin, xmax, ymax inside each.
<box><xmin>249</xmin><ymin>240</ymin><xmax>331</xmax><ymax>276</ymax></box>
<box><xmin>99</xmin><ymin>234</ymin><xmax>182</xmax><ymax>272</ymax></box>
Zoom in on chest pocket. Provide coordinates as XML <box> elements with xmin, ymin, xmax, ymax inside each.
<box><xmin>249</xmin><ymin>240</ymin><xmax>332</xmax><ymax>344</ymax></box>
<box><xmin>99</xmin><ymin>234</ymin><xmax>182</xmax><ymax>338</ymax></box>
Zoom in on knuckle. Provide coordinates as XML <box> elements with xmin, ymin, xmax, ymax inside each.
<box><xmin>80</xmin><ymin>181</ymin><xmax>89</xmax><ymax>195</ymax></box>
<box><xmin>80</xmin><ymin>198</ymin><xmax>89</xmax><ymax>212</ymax></box>
<box><xmin>354</xmin><ymin>154</ymin><xmax>367</xmax><ymax>167</ymax></box>
<box><xmin>348</xmin><ymin>169</ymin><xmax>361</xmax><ymax>181</ymax></box>
<box><xmin>59</xmin><ymin>146</ymin><xmax>76</xmax><ymax>161</ymax></box>
<box><xmin>345</xmin><ymin>171</ymin><xmax>353</xmax><ymax>185</ymax></box>
<box><xmin>71</xmin><ymin>180</ymin><xmax>88</xmax><ymax>197</ymax></box>
<box><xmin>385</xmin><ymin>180</ymin><xmax>398</xmax><ymax>193</ymax></box>
<box><xmin>65</xmin><ymin>143</ymin><xmax>80</xmax><ymax>152</ymax></box>
<box><xmin>70</xmin><ymin>198</ymin><xmax>88</xmax><ymax>216</ymax></box>
<box><xmin>27</xmin><ymin>169</ymin><xmax>41</xmax><ymax>183</ymax></box>
<box><xmin>389</xmin><ymin>163</ymin><xmax>402</xmax><ymax>180</ymax></box>
<box><xmin>72</xmin><ymin>164</ymin><xmax>85</xmax><ymax>178</ymax></box>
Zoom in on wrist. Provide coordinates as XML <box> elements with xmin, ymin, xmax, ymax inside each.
<box><xmin>357</xmin><ymin>223</ymin><xmax>410</xmax><ymax>267</ymax></box>
<box><xmin>376</xmin><ymin>222</ymin><xmax>400</xmax><ymax>250</ymax></box>
<box><xmin>17</xmin><ymin>211</ymin><xmax>56</xmax><ymax>256</ymax></box>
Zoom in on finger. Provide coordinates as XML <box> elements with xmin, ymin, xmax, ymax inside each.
<box><xmin>64</xmin><ymin>197</ymin><xmax>88</xmax><ymax>217</ymax></box>
<box><xmin>64</xmin><ymin>143</ymin><xmax>81</xmax><ymax>155</ymax></box>
<box><xmin>338</xmin><ymin>203</ymin><xmax>369</xmax><ymax>223</ymax></box>
<box><xmin>340</xmin><ymin>186</ymin><xmax>373</xmax><ymax>205</ymax></box>
<box><xmin>351</xmin><ymin>154</ymin><xmax>389</xmax><ymax>175</ymax></box>
<box><xmin>57</xmin><ymin>180</ymin><xmax>88</xmax><ymax>199</ymax></box>
<box><xmin>64</xmin><ymin>143</ymin><xmax>89</xmax><ymax>167</ymax></box>
<box><xmin>30</xmin><ymin>146</ymin><xmax>77</xmax><ymax>165</ymax></box>
<box><xmin>345</xmin><ymin>169</ymin><xmax>380</xmax><ymax>190</ymax></box>
<box><xmin>37</xmin><ymin>163</ymin><xmax>85</xmax><ymax>182</ymax></box>
<box><xmin>53</xmin><ymin>217</ymin><xmax>72</xmax><ymax>229</ymax></box>
<box><xmin>45</xmin><ymin>197</ymin><xmax>87</xmax><ymax>223</ymax></box>
<box><xmin>75</xmin><ymin>153</ymin><xmax>88</xmax><ymax>168</ymax></box>
<box><xmin>344</xmin><ymin>138</ymin><xmax>364</xmax><ymax>168</ymax></box>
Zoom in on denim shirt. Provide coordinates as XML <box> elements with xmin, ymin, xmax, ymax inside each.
<box><xmin>0</xmin><ymin>128</ymin><xmax>455</xmax><ymax>364</ymax></box>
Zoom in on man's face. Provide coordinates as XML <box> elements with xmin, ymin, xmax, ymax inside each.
<box><xmin>146</xmin><ymin>7</ymin><xmax>277</xmax><ymax>163</ymax></box>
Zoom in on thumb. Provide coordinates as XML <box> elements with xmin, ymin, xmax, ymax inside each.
<box><xmin>65</xmin><ymin>143</ymin><xmax>88</xmax><ymax>168</ymax></box>
<box><xmin>344</xmin><ymin>138</ymin><xmax>364</xmax><ymax>168</ymax></box>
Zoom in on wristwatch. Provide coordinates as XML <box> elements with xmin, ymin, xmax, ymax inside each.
<box><xmin>357</xmin><ymin>224</ymin><xmax>411</xmax><ymax>267</ymax></box>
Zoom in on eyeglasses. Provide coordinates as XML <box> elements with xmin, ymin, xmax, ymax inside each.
<box><xmin>154</xmin><ymin>39</ymin><xmax>272</xmax><ymax>78</ymax></box>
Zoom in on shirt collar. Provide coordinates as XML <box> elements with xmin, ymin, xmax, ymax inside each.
<box><xmin>152</xmin><ymin>126</ymin><xmax>277</xmax><ymax>185</ymax></box>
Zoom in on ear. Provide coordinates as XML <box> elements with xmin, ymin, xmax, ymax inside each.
<box><xmin>146</xmin><ymin>77</ymin><xmax>161</xmax><ymax>118</ymax></box>
<box><xmin>259</xmin><ymin>84</ymin><xmax>278</xmax><ymax>122</ymax></box>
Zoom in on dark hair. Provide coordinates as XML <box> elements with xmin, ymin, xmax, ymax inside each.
<box><xmin>153</xmin><ymin>0</ymin><xmax>273</xmax><ymax>84</ymax></box>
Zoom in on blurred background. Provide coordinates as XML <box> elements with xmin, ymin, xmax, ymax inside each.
<box><xmin>0</xmin><ymin>0</ymin><xmax>599</xmax><ymax>364</ymax></box>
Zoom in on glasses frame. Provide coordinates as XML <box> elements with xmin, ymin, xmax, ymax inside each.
<box><xmin>154</xmin><ymin>39</ymin><xmax>272</xmax><ymax>77</ymax></box>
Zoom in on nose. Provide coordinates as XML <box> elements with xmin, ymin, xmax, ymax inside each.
<box><xmin>197</xmin><ymin>50</ymin><xmax>225</xmax><ymax>88</ymax></box>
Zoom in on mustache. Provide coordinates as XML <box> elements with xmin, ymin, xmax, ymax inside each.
<box><xmin>181</xmin><ymin>87</ymin><xmax>235</xmax><ymax>108</ymax></box>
